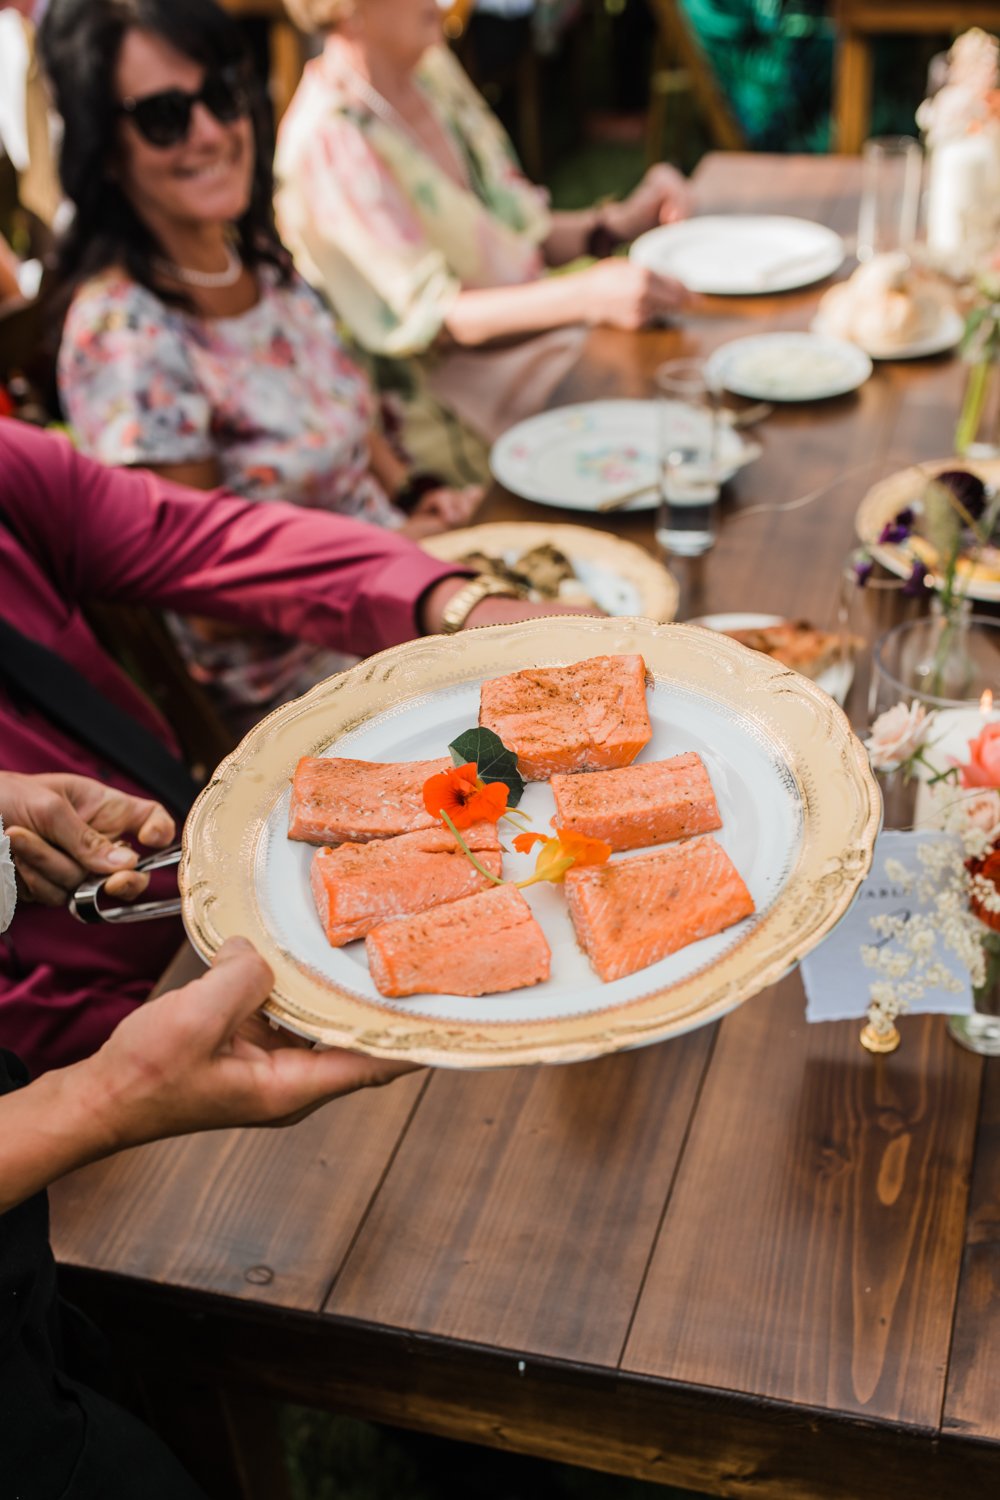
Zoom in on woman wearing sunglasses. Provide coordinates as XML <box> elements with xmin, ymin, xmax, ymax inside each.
<box><xmin>274</xmin><ymin>0</ymin><xmax>694</xmax><ymax>484</ymax></box>
<box><xmin>39</xmin><ymin>0</ymin><xmax>482</xmax><ymax>734</ymax></box>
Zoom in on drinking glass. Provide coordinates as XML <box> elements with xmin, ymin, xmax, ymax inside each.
<box><xmin>857</xmin><ymin>136</ymin><xmax>923</xmax><ymax>261</ymax></box>
<box><xmin>654</xmin><ymin>360</ymin><xmax>721</xmax><ymax>559</ymax></box>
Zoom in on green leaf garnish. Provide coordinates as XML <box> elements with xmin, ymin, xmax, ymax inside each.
<box><xmin>449</xmin><ymin>726</ymin><xmax>525</xmax><ymax>807</ymax></box>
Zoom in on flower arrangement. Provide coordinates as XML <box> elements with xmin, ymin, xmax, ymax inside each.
<box><xmin>916</xmin><ymin>28</ymin><xmax>1000</xmax><ymax>147</ymax></box>
<box><xmin>421</xmin><ymin>727</ymin><xmax>611</xmax><ymax>890</ymax></box>
<box><xmin>862</xmin><ymin>712</ymin><xmax>1000</xmax><ymax>1039</ymax></box>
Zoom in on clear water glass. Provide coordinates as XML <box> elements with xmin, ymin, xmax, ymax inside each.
<box><xmin>654</xmin><ymin>360</ymin><xmax>721</xmax><ymax>559</ymax></box>
<box><xmin>857</xmin><ymin>136</ymin><xmax>922</xmax><ymax>261</ymax></box>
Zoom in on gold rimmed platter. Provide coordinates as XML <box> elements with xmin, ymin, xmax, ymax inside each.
<box><xmin>180</xmin><ymin>617</ymin><xmax>880</xmax><ymax>1069</ymax></box>
<box><xmin>421</xmin><ymin>521</ymin><xmax>678</xmax><ymax>622</ymax></box>
<box><xmin>856</xmin><ymin>457</ymin><xmax>1000</xmax><ymax>601</ymax></box>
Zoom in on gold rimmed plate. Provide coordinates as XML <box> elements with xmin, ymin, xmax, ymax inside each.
<box><xmin>422</xmin><ymin>521</ymin><xmax>678</xmax><ymax>622</ymax></box>
<box><xmin>856</xmin><ymin>458</ymin><xmax>1000</xmax><ymax>601</ymax></box>
<box><xmin>180</xmin><ymin>617</ymin><xmax>880</xmax><ymax>1068</ymax></box>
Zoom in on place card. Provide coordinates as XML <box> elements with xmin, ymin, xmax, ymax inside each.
<box><xmin>800</xmin><ymin>829</ymin><xmax>974</xmax><ymax>1022</ymax></box>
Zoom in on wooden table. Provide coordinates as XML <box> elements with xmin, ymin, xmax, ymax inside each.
<box><xmin>49</xmin><ymin>155</ymin><xmax>999</xmax><ymax>1500</ymax></box>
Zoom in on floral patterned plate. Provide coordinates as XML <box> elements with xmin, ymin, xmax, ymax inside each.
<box><xmin>490</xmin><ymin>400</ymin><xmax>759</xmax><ymax>511</ymax></box>
<box><xmin>181</xmin><ymin>617</ymin><xmax>880</xmax><ymax>1068</ymax></box>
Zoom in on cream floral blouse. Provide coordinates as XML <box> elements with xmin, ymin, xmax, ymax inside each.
<box><xmin>58</xmin><ymin>266</ymin><xmax>403</xmax><ymax>729</ymax></box>
<box><xmin>275</xmin><ymin>42</ymin><xmax>585</xmax><ymax>483</ymax></box>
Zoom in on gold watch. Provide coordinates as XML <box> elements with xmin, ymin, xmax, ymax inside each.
<box><xmin>439</xmin><ymin>575</ymin><xmax>521</xmax><ymax>634</ymax></box>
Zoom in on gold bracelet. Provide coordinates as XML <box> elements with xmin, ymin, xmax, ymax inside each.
<box><xmin>439</xmin><ymin>575</ymin><xmax>521</xmax><ymax>634</ymax></box>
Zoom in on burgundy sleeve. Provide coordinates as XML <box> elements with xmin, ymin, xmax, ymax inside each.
<box><xmin>0</xmin><ymin>421</ymin><xmax>469</xmax><ymax>657</ymax></box>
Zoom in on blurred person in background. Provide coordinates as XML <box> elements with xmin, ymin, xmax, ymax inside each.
<box><xmin>275</xmin><ymin>0</ymin><xmax>694</xmax><ymax>485</ymax></box>
<box><xmin>40</xmin><ymin>0</ymin><xmax>483</xmax><ymax>734</ymax></box>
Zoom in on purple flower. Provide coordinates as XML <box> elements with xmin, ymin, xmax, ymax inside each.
<box><xmin>934</xmin><ymin>470</ymin><xmax>989</xmax><ymax>521</ymax></box>
<box><xmin>853</xmin><ymin>556</ymin><xmax>874</xmax><ymax>585</ymax></box>
<box><xmin>902</xmin><ymin>560</ymin><xmax>931</xmax><ymax>597</ymax></box>
<box><xmin>878</xmin><ymin>508</ymin><xmax>915</xmax><ymax>545</ymax></box>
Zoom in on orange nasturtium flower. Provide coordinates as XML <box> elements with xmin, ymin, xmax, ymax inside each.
<box><xmin>423</xmin><ymin>762</ymin><xmax>509</xmax><ymax>830</ymax></box>
<box><xmin>513</xmin><ymin>828</ymin><xmax>611</xmax><ymax>887</ymax></box>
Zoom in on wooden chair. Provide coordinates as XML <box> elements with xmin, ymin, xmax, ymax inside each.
<box><xmin>646</xmin><ymin>0</ymin><xmax>746</xmax><ymax>162</ymax></box>
<box><xmin>834</xmin><ymin>1</ymin><xmax>1000</xmax><ymax>152</ymax></box>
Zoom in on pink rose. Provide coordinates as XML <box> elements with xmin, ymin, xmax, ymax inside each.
<box><xmin>959</xmin><ymin>721</ymin><xmax>1000</xmax><ymax>787</ymax></box>
<box><xmin>865</xmin><ymin>702</ymin><xmax>931</xmax><ymax>770</ymax></box>
<box><xmin>962</xmin><ymin>788</ymin><xmax>1000</xmax><ymax>834</ymax></box>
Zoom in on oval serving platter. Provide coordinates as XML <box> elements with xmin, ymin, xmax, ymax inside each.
<box><xmin>181</xmin><ymin>617</ymin><xmax>880</xmax><ymax>1069</ymax></box>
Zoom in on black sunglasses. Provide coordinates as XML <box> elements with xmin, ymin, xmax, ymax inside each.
<box><xmin>117</xmin><ymin>66</ymin><xmax>251</xmax><ymax>149</ymax></box>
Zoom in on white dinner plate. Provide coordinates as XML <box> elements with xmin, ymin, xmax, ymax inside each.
<box><xmin>705</xmin><ymin>333</ymin><xmax>873</xmax><ymax>402</ymax></box>
<box><xmin>688</xmin><ymin>612</ymin><xmax>854</xmax><ymax>706</ymax></box>
<box><xmin>422</xmin><ymin>521</ymin><xmax>678</xmax><ymax>621</ymax></box>
<box><xmin>181</xmin><ymin>618</ymin><xmax>880</xmax><ymax>1069</ymax></box>
<box><xmin>630</xmin><ymin>215</ymin><xmax>845</xmax><ymax>295</ymax></box>
<box><xmin>812</xmin><ymin>303</ymin><xmax>964</xmax><ymax>361</ymax></box>
<box><xmin>490</xmin><ymin>399</ymin><xmax>759</xmax><ymax>511</ymax></box>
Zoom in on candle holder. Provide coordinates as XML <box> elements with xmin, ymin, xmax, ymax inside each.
<box><xmin>870</xmin><ymin>611</ymin><xmax>1000</xmax><ymax>725</ymax></box>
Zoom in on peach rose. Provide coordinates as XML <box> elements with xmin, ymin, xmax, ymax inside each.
<box><xmin>865</xmin><ymin>702</ymin><xmax>931</xmax><ymax>770</ymax></box>
<box><xmin>962</xmin><ymin>788</ymin><xmax>1000</xmax><ymax>835</ymax></box>
<box><xmin>958</xmin><ymin>721</ymin><xmax>1000</xmax><ymax>787</ymax></box>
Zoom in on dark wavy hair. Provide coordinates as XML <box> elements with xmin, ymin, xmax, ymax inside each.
<box><xmin>38</xmin><ymin>0</ymin><xmax>291</xmax><ymax>306</ymax></box>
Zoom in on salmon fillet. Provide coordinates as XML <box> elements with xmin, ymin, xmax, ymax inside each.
<box><xmin>565</xmin><ymin>836</ymin><xmax>755</xmax><ymax>982</ymax></box>
<box><xmin>551</xmin><ymin>752</ymin><xmax>722</xmax><ymax>852</ymax></box>
<box><xmin>288</xmin><ymin>756</ymin><xmax>451</xmax><ymax>845</ymax></box>
<box><xmin>310</xmin><ymin>823</ymin><xmax>503</xmax><ymax>947</ymax></box>
<box><xmin>366</xmin><ymin>884</ymin><xmax>551</xmax><ymax>998</ymax></box>
<box><xmin>479</xmin><ymin>654</ymin><xmax>652</xmax><ymax>780</ymax></box>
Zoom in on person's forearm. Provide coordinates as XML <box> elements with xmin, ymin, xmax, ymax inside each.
<box><xmin>0</xmin><ymin>1058</ymin><xmax>115</xmax><ymax>1213</ymax></box>
<box><xmin>542</xmin><ymin>207</ymin><xmax>601</xmax><ymax>266</ymax></box>
<box><xmin>442</xmin><ymin>274</ymin><xmax>588</xmax><ymax>347</ymax></box>
<box><xmin>368</xmin><ymin>428</ymin><xmax>408</xmax><ymax>499</ymax></box>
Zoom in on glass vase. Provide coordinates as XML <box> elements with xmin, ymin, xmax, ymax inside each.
<box><xmin>948</xmin><ymin>920</ymin><xmax>1000</xmax><ymax>1055</ymax></box>
<box><xmin>956</xmin><ymin>351</ymin><xmax>1000</xmax><ymax>459</ymax></box>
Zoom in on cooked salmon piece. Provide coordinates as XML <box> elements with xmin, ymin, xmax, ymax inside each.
<box><xmin>288</xmin><ymin>756</ymin><xmax>451</xmax><ymax>845</ymax></box>
<box><xmin>551</xmin><ymin>752</ymin><xmax>722</xmax><ymax>852</ymax></box>
<box><xmin>479</xmin><ymin>654</ymin><xmax>652</xmax><ymax>780</ymax></box>
<box><xmin>366</xmin><ymin>885</ymin><xmax>551</xmax><ymax>998</ymax></box>
<box><xmin>565</xmin><ymin>835</ymin><xmax>755</xmax><ymax>982</ymax></box>
<box><xmin>311</xmin><ymin>823</ymin><xmax>503</xmax><ymax>947</ymax></box>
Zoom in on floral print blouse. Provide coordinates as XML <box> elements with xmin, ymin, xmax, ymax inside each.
<box><xmin>274</xmin><ymin>43</ymin><xmax>583</xmax><ymax>484</ymax></box>
<box><xmin>58</xmin><ymin>265</ymin><xmax>404</xmax><ymax>729</ymax></box>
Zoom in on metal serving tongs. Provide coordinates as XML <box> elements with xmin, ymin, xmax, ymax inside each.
<box><xmin>69</xmin><ymin>845</ymin><xmax>182</xmax><ymax>924</ymax></box>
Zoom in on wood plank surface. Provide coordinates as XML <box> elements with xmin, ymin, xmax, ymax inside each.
<box><xmin>623</xmin><ymin>980</ymin><xmax>983</xmax><ymax>1425</ymax></box>
<box><xmin>50</xmin><ymin>1073</ymin><xmax>428</xmax><ymax>1308</ymax></box>
<box><xmin>325</xmin><ymin>1032</ymin><xmax>713</xmax><ymax>1360</ymax></box>
<box><xmin>62</xmin><ymin>1277</ymin><xmax>1000</xmax><ymax>1500</ymax></box>
<box><xmin>943</xmin><ymin>1056</ymin><xmax>1000</xmax><ymax>1442</ymax></box>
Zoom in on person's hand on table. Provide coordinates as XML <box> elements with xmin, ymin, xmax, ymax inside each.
<box><xmin>400</xmin><ymin>483</ymin><xmax>484</xmax><ymax>538</ymax></box>
<box><xmin>576</xmin><ymin>259</ymin><xmax>689</xmax><ymax>330</ymax></box>
<box><xmin>605</xmin><ymin>163</ymin><xmax>695</xmax><ymax>241</ymax></box>
<box><xmin>0</xmin><ymin>772</ymin><xmax>175</xmax><ymax>907</ymax></box>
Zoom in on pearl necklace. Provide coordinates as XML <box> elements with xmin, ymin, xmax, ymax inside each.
<box><xmin>152</xmin><ymin>242</ymin><xmax>242</xmax><ymax>289</ymax></box>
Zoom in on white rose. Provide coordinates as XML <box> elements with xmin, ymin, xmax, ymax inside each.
<box><xmin>0</xmin><ymin>815</ymin><xmax>15</xmax><ymax>935</ymax></box>
<box><xmin>962</xmin><ymin>788</ymin><xmax>1000</xmax><ymax>838</ymax></box>
<box><xmin>865</xmin><ymin>702</ymin><xmax>931</xmax><ymax>770</ymax></box>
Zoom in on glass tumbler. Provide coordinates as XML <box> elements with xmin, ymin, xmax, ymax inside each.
<box><xmin>857</xmin><ymin>136</ymin><xmax>923</xmax><ymax>261</ymax></box>
<box><xmin>654</xmin><ymin>360</ymin><xmax>722</xmax><ymax>560</ymax></box>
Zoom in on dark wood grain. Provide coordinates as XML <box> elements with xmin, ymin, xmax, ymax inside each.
<box><xmin>50</xmin><ymin>1073</ymin><xmax>428</xmax><ymax>1308</ymax></box>
<box><xmin>325</xmin><ymin>1033</ymin><xmax>712</xmax><ymax>1360</ymax></box>
<box><xmin>943</xmin><ymin>1056</ymin><xmax>1000</xmax><ymax>1442</ymax></box>
<box><xmin>63</xmin><ymin>1278</ymin><xmax>1000</xmax><ymax>1500</ymax></box>
<box><xmin>622</xmin><ymin>980</ymin><xmax>983</xmax><ymax>1426</ymax></box>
